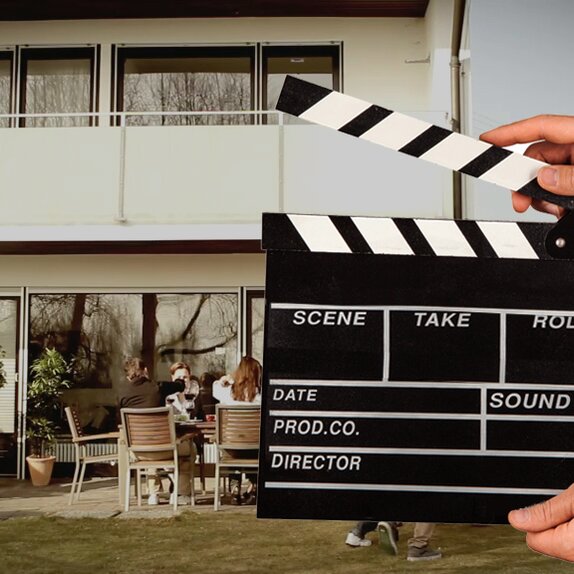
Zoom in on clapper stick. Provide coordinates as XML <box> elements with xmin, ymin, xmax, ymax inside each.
<box><xmin>276</xmin><ymin>76</ymin><xmax>574</xmax><ymax>211</ymax></box>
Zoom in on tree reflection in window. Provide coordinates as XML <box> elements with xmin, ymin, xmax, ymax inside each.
<box><xmin>155</xmin><ymin>293</ymin><xmax>238</xmax><ymax>379</ymax></box>
<box><xmin>0</xmin><ymin>54</ymin><xmax>12</xmax><ymax>128</ymax></box>
<box><xmin>246</xmin><ymin>289</ymin><xmax>264</xmax><ymax>364</ymax></box>
<box><xmin>119</xmin><ymin>48</ymin><xmax>254</xmax><ymax>126</ymax></box>
<box><xmin>29</xmin><ymin>294</ymin><xmax>142</xmax><ymax>388</ymax></box>
<box><xmin>29</xmin><ymin>292</ymin><xmax>239</xmax><ymax>389</ymax></box>
<box><xmin>20</xmin><ymin>48</ymin><xmax>95</xmax><ymax>128</ymax></box>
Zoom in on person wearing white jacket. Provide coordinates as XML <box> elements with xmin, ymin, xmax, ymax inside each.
<box><xmin>212</xmin><ymin>356</ymin><xmax>262</xmax><ymax>406</ymax></box>
<box><xmin>212</xmin><ymin>356</ymin><xmax>262</xmax><ymax>503</ymax></box>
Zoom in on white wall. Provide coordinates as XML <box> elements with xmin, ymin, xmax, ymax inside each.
<box><xmin>0</xmin><ymin>16</ymin><xmax>433</xmax><ymax>111</ymax></box>
<box><xmin>0</xmin><ymin>117</ymin><xmax>453</xmax><ymax>227</ymax></box>
<box><xmin>425</xmin><ymin>0</ymin><xmax>454</xmax><ymax>114</ymax></box>
<box><xmin>0</xmin><ymin>13</ymin><xmax>461</xmax><ymax>232</ymax></box>
<box><xmin>464</xmin><ymin>0</ymin><xmax>574</xmax><ymax>222</ymax></box>
<box><xmin>0</xmin><ymin>253</ymin><xmax>266</xmax><ymax>288</ymax></box>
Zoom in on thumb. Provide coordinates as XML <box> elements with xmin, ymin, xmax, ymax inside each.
<box><xmin>538</xmin><ymin>165</ymin><xmax>574</xmax><ymax>196</ymax></box>
<box><xmin>509</xmin><ymin>484</ymin><xmax>574</xmax><ymax>533</ymax></box>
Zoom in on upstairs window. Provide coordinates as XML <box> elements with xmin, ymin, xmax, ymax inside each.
<box><xmin>19</xmin><ymin>47</ymin><xmax>97</xmax><ymax>127</ymax></box>
<box><xmin>262</xmin><ymin>44</ymin><xmax>340</xmax><ymax>123</ymax></box>
<box><xmin>116</xmin><ymin>46</ymin><xmax>255</xmax><ymax>126</ymax></box>
<box><xmin>0</xmin><ymin>51</ymin><xmax>13</xmax><ymax>128</ymax></box>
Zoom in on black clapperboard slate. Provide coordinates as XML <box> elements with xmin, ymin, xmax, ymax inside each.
<box><xmin>256</xmin><ymin>77</ymin><xmax>574</xmax><ymax>524</ymax></box>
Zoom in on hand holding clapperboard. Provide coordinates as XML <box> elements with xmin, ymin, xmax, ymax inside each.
<box><xmin>256</xmin><ymin>76</ymin><xmax>574</xmax><ymax>563</ymax></box>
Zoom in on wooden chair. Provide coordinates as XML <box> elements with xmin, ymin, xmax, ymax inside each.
<box><xmin>64</xmin><ymin>406</ymin><xmax>119</xmax><ymax>505</ymax></box>
<box><xmin>214</xmin><ymin>404</ymin><xmax>260</xmax><ymax>511</ymax></box>
<box><xmin>120</xmin><ymin>406</ymin><xmax>195</xmax><ymax>512</ymax></box>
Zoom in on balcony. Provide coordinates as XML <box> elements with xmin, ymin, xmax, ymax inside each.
<box><xmin>0</xmin><ymin>109</ymin><xmax>452</xmax><ymax>243</ymax></box>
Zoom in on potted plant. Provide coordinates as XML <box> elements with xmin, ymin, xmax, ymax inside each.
<box><xmin>26</xmin><ymin>348</ymin><xmax>72</xmax><ymax>486</ymax></box>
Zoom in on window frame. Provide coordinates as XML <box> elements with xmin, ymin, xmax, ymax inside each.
<box><xmin>26</xmin><ymin>286</ymin><xmax>243</xmax><ymax>380</ymax></box>
<box><xmin>244</xmin><ymin>288</ymin><xmax>265</xmax><ymax>361</ymax></box>
<box><xmin>0</xmin><ymin>49</ymin><xmax>15</xmax><ymax>127</ymax></box>
<box><xmin>260</xmin><ymin>43</ymin><xmax>341</xmax><ymax>111</ymax></box>
<box><xmin>18</xmin><ymin>46</ymin><xmax>99</xmax><ymax>127</ymax></box>
<box><xmin>114</xmin><ymin>45</ymin><xmax>257</xmax><ymax>124</ymax></box>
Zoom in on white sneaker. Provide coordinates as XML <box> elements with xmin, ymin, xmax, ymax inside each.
<box><xmin>147</xmin><ymin>494</ymin><xmax>159</xmax><ymax>506</ymax></box>
<box><xmin>345</xmin><ymin>532</ymin><xmax>372</xmax><ymax>547</ymax></box>
<box><xmin>169</xmin><ymin>493</ymin><xmax>191</xmax><ymax>506</ymax></box>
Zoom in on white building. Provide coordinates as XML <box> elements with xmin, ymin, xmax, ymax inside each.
<box><xmin>0</xmin><ymin>0</ymin><xmax>572</xmax><ymax>477</ymax></box>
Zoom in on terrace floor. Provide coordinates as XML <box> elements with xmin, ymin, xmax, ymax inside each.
<box><xmin>0</xmin><ymin>475</ymin><xmax>251</xmax><ymax>519</ymax></box>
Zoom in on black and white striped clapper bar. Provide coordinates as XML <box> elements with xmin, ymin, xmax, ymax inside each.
<box><xmin>276</xmin><ymin>76</ymin><xmax>574</xmax><ymax>210</ymax></box>
<box><xmin>257</xmin><ymin>212</ymin><xmax>574</xmax><ymax>524</ymax></box>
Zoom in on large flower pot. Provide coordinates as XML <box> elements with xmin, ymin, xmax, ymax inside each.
<box><xmin>26</xmin><ymin>455</ymin><xmax>56</xmax><ymax>487</ymax></box>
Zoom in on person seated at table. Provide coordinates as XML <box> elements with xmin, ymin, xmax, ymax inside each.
<box><xmin>118</xmin><ymin>357</ymin><xmax>195</xmax><ymax>506</ymax></box>
<box><xmin>213</xmin><ymin>356</ymin><xmax>261</xmax><ymax>503</ymax></box>
<box><xmin>213</xmin><ymin>356</ymin><xmax>262</xmax><ymax>405</ymax></box>
<box><xmin>165</xmin><ymin>361</ymin><xmax>200</xmax><ymax>418</ymax></box>
<box><xmin>197</xmin><ymin>372</ymin><xmax>219</xmax><ymax>419</ymax></box>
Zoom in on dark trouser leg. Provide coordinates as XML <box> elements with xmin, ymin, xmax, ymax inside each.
<box><xmin>351</xmin><ymin>521</ymin><xmax>378</xmax><ymax>538</ymax></box>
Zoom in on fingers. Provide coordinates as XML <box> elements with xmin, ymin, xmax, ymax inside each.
<box><xmin>525</xmin><ymin>521</ymin><xmax>574</xmax><ymax>563</ymax></box>
<box><xmin>511</xmin><ymin>191</ymin><xmax>532</xmax><ymax>213</ymax></box>
<box><xmin>511</xmin><ymin>188</ymin><xmax>564</xmax><ymax>218</ymax></box>
<box><xmin>509</xmin><ymin>485</ymin><xmax>574</xmax><ymax>533</ymax></box>
<box><xmin>536</xmin><ymin>165</ymin><xmax>574</xmax><ymax>199</ymax></box>
<box><xmin>481</xmin><ymin>115</ymin><xmax>574</xmax><ymax>147</ymax></box>
<box><xmin>524</xmin><ymin>142</ymin><xmax>574</xmax><ymax>165</ymax></box>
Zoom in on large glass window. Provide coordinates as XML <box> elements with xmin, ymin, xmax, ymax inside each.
<box><xmin>245</xmin><ymin>289</ymin><xmax>264</xmax><ymax>364</ymax></box>
<box><xmin>262</xmin><ymin>45</ymin><xmax>340</xmax><ymax>124</ymax></box>
<box><xmin>0</xmin><ymin>52</ymin><xmax>13</xmax><ymax>128</ymax></box>
<box><xmin>29</xmin><ymin>294</ymin><xmax>142</xmax><ymax>389</ymax></box>
<box><xmin>19</xmin><ymin>47</ymin><xmax>96</xmax><ymax>127</ymax></box>
<box><xmin>155</xmin><ymin>293</ymin><xmax>238</xmax><ymax>378</ymax></box>
<box><xmin>0</xmin><ymin>298</ymin><xmax>18</xmax><ymax>475</ymax></box>
<box><xmin>28</xmin><ymin>292</ymin><xmax>238</xmax><ymax>432</ymax></box>
<box><xmin>116</xmin><ymin>47</ymin><xmax>255</xmax><ymax>126</ymax></box>
<box><xmin>29</xmin><ymin>292</ymin><xmax>239</xmax><ymax>383</ymax></box>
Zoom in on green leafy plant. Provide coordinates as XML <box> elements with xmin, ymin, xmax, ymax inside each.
<box><xmin>26</xmin><ymin>348</ymin><xmax>73</xmax><ymax>458</ymax></box>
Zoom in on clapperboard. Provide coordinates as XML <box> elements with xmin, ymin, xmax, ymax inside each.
<box><xmin>256</xmin><ymin>77</ymin><xmax>574</xmax><ymax>524</ymax></box>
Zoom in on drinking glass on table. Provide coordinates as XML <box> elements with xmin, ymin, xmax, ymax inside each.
<box><xmin>184</xmin><ymin>393</ymin><xmax>196</xmax><ymax>419</ymax></box>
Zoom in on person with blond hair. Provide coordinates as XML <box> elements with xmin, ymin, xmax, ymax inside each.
<box><xmin>165</xmin><ymin>361</ymin><xmax>200</xmax><ymax>417</ymax></box>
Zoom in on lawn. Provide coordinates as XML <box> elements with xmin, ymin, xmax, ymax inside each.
<box><xmin>0</xmin><ymin>513</ymin><xmax>570</xmax><ymax>574</ymax></box>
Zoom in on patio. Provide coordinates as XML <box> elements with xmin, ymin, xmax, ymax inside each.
<box><xmin>0</xmin><ymin>475</ymin><xmax>249</xmax><ymax>519</ymax></box>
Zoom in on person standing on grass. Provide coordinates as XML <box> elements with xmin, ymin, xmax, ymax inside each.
<box><xmin>345</xmin><ymin>521</ymin><xmax>441</xmax><ymax>561</ymax></box>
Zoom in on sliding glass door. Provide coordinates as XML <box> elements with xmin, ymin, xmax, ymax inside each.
<box><xmin>0</xmin><ymin>298</ymin><xmax>19</xmax><ymax>475</ymax></box>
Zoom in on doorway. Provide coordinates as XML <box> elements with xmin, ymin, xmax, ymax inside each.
<box><xmin>0</xmin><ymin>297</ymin><xmax>19</xmax><ymax>475</ymax></box>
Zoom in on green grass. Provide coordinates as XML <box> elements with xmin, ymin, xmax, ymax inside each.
<box><xmin>0</xmin><ymin>514</ymin><xmax>571</xmax><ymax>574</ymax></box>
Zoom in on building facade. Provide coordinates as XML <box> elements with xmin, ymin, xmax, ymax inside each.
<box><xmin>7</xmin><ymin>0</ymin><xmax>571</xmax><ymax>478</ymax></box>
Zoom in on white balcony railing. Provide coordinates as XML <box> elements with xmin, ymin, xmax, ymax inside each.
<box><xmin>0</xmin><ymin>109</ymin><xmax>452</xmax><ymax>234</ymax></box>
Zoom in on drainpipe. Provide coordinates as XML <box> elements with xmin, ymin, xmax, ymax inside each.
<box><xmin>451</xmin><ymin>0</ymin><xmax>466</xmax><ymax>219</ymax></box>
